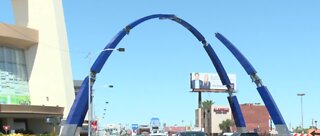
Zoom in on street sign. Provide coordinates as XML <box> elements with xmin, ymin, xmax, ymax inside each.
<box><xmin>150</xmin><ymin>117</ymin><xmax>160</xmax><ymax>126</ymax></box>
<box><xmin>311</xmin><ymin>131</ymin><xmax>320</xmax><ymax>136</ymax></box>
<box><xmin>91</xmin><ymin>120</ymin><xmax>97</xmax><ymax>131</ymax></box>
<box><xmin>132</xmin><ymin>124</ymin><xmax>139</xmax><ymax>133</ymax></box>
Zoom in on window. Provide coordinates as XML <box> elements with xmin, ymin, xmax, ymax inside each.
<box><xmin>0</xmin><ymin>45</ymin><xmax>30</xmax><ymax>105</ymax></box>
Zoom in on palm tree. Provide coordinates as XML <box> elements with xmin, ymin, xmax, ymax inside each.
<box><xmin>219</xmin><ymin>119</ymin><xmax>234</xmax><ymax>133</ymax></box>
<box><xmin>202</xmin><ymin>100</ymin><xmax>214</xmax><ymax>109</ymax></box>
<box><xmin>202</xmin><ymin>100</ymin><xmax>214</xmax><ymax>135</ymax></box>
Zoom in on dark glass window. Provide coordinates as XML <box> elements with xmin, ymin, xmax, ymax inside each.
<box><xmin>0</xmin><ymin>45</ymin><xmax>30</xmax><ymax>105</ymax></box>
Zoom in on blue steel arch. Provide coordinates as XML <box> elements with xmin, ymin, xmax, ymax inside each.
<box><xmin>66</xmin><ymin>14</ymin><xmax>236</xmax><ymax>124</ymax></box>
<box><xmin>215</xmin><ymin>33</ymin><xmax>290</xmax><ymax>135</ymax></box>
<box><xmin>62</xmin><ymin>14</ymin><xmax>247</xmax><ymax>135</ymax></box>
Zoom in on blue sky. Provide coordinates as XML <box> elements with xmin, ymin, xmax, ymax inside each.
<box><xmin>1</xmin><ymin>0</ymin><xmax>320</xmax><ymax>129</ymax></box>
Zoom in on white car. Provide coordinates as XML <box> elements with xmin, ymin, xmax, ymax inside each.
<box><xmin>222</xmin><ymin>132</ymin><xmax>233</xmax><ymax>136</ymax></box>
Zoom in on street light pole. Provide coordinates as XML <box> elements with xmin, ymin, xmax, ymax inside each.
<box><xmin>88</xmin><ymin>52</ymin><xmax>92</xmax><ymax>136</ymax></box>
<box><xmin>297</xmin><ymin>93</ymin><xmax>305</xmax><ymax>131</ymax></box>
<box><xmin>102</xmin><ymin>101</ymin><xmax>109</xmax><ymax>126</ymax></box>
<box><xmin>87</xmin><ymin>48</ymin><xmax>124</xmax><ymax>136</ymax></box>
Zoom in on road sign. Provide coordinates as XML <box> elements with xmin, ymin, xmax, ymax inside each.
<box><xmin>311</xmin><ymin>131</ymin><xmax>320</xmax><ymax>136</ymax></box>
<box><xmin>91</xmin><ymin>120</ymin><xmax>97</xmax><ymax>131</ymax></box>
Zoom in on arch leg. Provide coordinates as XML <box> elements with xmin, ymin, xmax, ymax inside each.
<box><xmin>228</xmin><ymin>96</ymin><xmax>247</xmax><ymax>133</ymax></box>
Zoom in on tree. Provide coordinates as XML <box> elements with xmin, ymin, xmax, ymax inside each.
<box><xmin>294</xmin><ymin>126</ymin><xmax>309</xmax><ymax>134</ymax></box>
<box><xmin>202</xmin><ymin>100</ymin><xmax>214</xmax><ymax>135</ymax></box>
<box><xmin>202</xmin><ymin>100</ymin><xmax>214</xmax><ymax>109</ymax></box>
<box><xmin>219</xmin><ymin>119</ymin><xmax>233</xmax><ymax>133</ymax></box>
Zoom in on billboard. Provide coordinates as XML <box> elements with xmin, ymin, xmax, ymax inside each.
<box><xmin>190</xmin><ymin>73</ymin><xmax>236</xmax><ymax>92</ymax></box>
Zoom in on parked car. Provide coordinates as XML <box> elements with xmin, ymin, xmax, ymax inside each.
<box><xmin>175</xmin><ymin>131</ymin><xmax>207</xmax><ymax>136</ymax></box>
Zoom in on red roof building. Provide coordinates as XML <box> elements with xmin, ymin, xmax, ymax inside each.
<box><xmin>240</xmin><ymin>103</ymin><xmax>270</xmax><ymax>134</ymax></box>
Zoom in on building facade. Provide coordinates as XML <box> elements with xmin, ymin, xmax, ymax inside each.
<box><xmin>195</xmin><ymin>103</ymin><xmax>270</xmax><ymax>135</ymax></box>
<box><xmin>195</xmin><ymin>105</ymin><xmax>232</xmax><ymax>135</ymax></box>
<box><xmin>0</xmin><ymin>0</ymin><xmax>75</xmax><ymax>134</ymax></box>
<box><xmin>240</xmin><ymin>103</ymin><xmax>270</xmax><ymax>134</ymax></box>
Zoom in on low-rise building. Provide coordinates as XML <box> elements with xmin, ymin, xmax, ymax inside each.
<box><xmin>240</xmin><ymin>103</ymin><xmax>270</xmax><ymax>134</ymax></box>
<box><xmin>195</xmin><ymin>105</ymin><xmax>232</xmax><ymax>135</ymax></box>
<box><xmin>195</xmin><ymin>103</ymin><xmax>270</xmax><ymax>135</ymax></box>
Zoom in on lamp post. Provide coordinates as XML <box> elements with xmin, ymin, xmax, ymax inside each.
<box><xmin>297</xmin><ymin>93</ymin><xmax>305</xmax><ymax>131</ymax></box>
<box><xmin>88</xmin><ymin>48</ymin><xmax>124</xmax><ymax>136</ymax></box>
<box><xmin>102</xmin><ymin>101</ymin><xmax>109</xmax><ymax>124</ymax></box>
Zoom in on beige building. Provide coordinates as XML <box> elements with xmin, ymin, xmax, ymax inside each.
<box><xmin>195</xmin><ymin>105</ymin><xmax>232</xmax><ymax>135</ymax></box>
<box><xmin>0</xmin><ymin>0</ymin><xmax>75</xmax><ymax>134</ymax></box>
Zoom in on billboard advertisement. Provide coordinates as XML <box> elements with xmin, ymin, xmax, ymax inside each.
<box><xmin>190</xmin><ymin>73</ymin><xmax>236</xmax><ymax>92</ymax></box>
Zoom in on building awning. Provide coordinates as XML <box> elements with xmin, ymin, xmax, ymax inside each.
<box><xmin>0</xmin><ymin>104</ymin><xmax>64</xmax><ymax>118</ymax></box>
<box><xmin>0</xmin><ymin>23</ymin><xmax>38</xmax><ymax>48</ymax></box>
